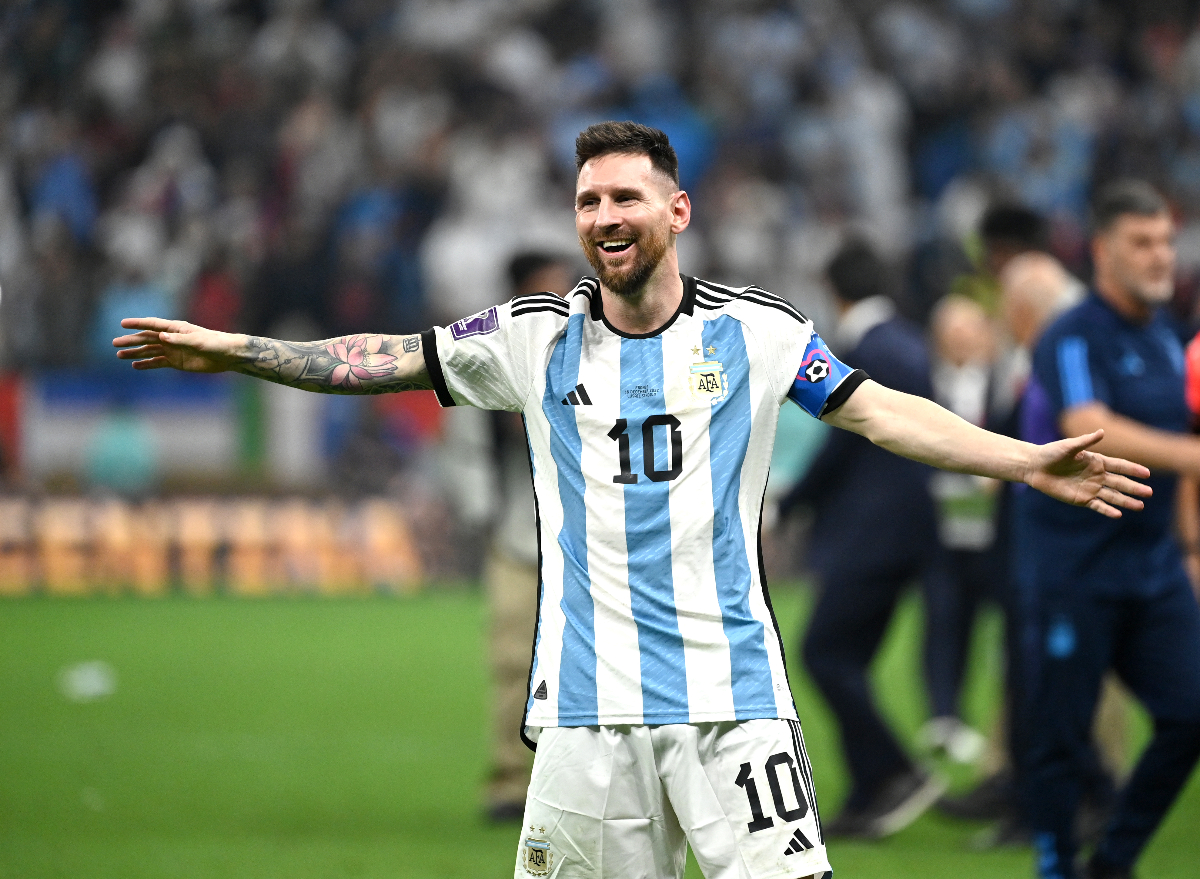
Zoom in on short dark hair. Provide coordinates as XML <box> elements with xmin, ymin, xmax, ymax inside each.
<box><xmin>575</xmin><ymin>121</ymin><xmax>679</xmax><ymax>186</ymax></box>
<box><xmin>1091</xmin><ymin>180</ymin><xmax>1169</xmax><ymax>233</ymax></box>
<box><xmin>827</xmin><ymin>237</ymin><xmax>887</xmax><ymax>303</ymax></box>
<box><xmin>508</xmin><ymin>251</ymin><xmax>563</xmax><ymax>291</ymax></box>
<box><xmin>980</xmin><ymin>203</ymin><xmax>1047</xmax><ymax>251</ymax></box>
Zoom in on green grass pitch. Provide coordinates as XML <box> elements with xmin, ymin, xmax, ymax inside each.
<box><xmin>1</xmin><ymin>586</ymin><xmax>1196</xmax><ymax>878</ymax></box>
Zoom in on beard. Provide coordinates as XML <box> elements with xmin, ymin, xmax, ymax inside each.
<box><xmin>1119</xmin><ymin>264</ymin><xmax>1174</xmax><ymax>308</ymax></box>
<box><xmin>580</xmin><ymin>221</ymin><xmax>671</xmax><ymax>298</ymax></box>
<box><xmin>1131</xmin><ymin>277</ymin><xmax>1174</xmax><ymax>307</ymax></box>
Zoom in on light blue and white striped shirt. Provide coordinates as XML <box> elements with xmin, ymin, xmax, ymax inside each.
<box><xmin>423</xmin><ymin>276</ymin><xmax>862</xmax><ymax>740</ymax></box>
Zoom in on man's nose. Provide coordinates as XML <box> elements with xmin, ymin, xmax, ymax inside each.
<box><xmin>595</xmin><ymin>197</ymin><xmax>622</xmax><ymax>229</ymax></box>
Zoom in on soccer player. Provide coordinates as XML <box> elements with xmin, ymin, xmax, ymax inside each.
<box><xmin>114</xmin><ymin>122</ymin><xmax>1150</xmax><ymax>879</ymax></box>
<box><xmin>1014</xmin><ymin>180</ymin><xmax>1200</xmax><ymax>879</ymax></box>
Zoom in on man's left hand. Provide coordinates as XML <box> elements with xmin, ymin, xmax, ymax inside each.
<box><xmin>1025</xmin><ymin>429</ymin><xmax>1153</xmax><ymax>518</ymax></box>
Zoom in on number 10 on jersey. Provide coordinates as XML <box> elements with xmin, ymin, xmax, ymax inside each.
<box><xmin>608</xmin><ymin>416</ymin><xmax>683</xmax><ymax>484</ymax></box>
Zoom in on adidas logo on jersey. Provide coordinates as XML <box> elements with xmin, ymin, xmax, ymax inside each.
<box><xmin>560</xmin><ymin>384</ymin><xmax>592</xmax><ymax>406</ymax></box>
<box><xmin>783</xmin><ymin>827</ymin><xmax>814</xmax><ymax>856</ymax></box>
<box><xmin>533</xmin><ymin>680</ymin><xmax>548</xmax><ymax>700</ymax></box>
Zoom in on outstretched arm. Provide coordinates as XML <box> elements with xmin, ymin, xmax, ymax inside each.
<box><xmin>822</xmin><ymin>378</ymin><xmax>1152</xmax><ymax>518</ymax></box>
<box><xmin>113</xmin><ymin>318</ymin><xmax>432</xmax><ymax>395</ymax></box>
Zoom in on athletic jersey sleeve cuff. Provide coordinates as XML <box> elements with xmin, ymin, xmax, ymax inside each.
<box><xmin>818</xmin><ymin>369</ymin><xmax>869</xmax><ymax>419</ymax></box>
<box><xmin>421</xmin><ymin>328</ymin><xmax>455</xmax><ymax>407</ymax></box>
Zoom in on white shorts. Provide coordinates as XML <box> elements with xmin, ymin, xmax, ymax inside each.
<box><xmin>513</xmin><ymin>719</ymin><xmax>831</xmax><ymax>879</ymax></box>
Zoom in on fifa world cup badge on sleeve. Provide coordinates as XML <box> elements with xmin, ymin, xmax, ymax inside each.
<box><xmin>450</xmin><ymin>305</ymin><xmax>499</xmax><ymax>340</ymax></box>
<box><xmin>690</xmin><ymin>360</ymin><xmax>728</xmax><ymax>403</ymax></box>
<box><xmin>522</xmin><ymin>828</ymin><xmax>554</xmax><ymax>876</ymax></box>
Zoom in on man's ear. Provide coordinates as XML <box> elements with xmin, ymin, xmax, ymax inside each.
<box><xmin>671</xmin><ymin>190</ymin><xmax>691</xmax><ymax>234</ymax></box>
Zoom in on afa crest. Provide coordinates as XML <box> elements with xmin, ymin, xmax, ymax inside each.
<box><xmin>690</xmin><ymin>361</ymin><xmax>729</xmax><ymax>403</ymax></box>
<box><xmin>522</xmin><ymin>831</ymin><xmax>554</xmax><ymax>876</ymax></box>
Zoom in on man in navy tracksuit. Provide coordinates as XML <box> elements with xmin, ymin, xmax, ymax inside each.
<box><xmin>1016</xmin><ymin>181</ymin><xmax>1200</xmax><ymax>879</ymax></box>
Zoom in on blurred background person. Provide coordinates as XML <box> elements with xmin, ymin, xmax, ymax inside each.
<box><xmin>952</xmin><ymin>204</ymin><xmax>1051</xmax><ymax>317</ymax></box>
<box><xmin>1015</xmin><ymin>181</ymin><xmax>1200</xmax><ymax>879</ymax></box>
<box><xmin>441</xmin><ymin>251</ymin><xmax>574</xmax><ymax>822</ymax></box>
<box><xmin>1181</xmin><ymin>330</ymin><xmax>1200</xmax><ymax>598</ymax></box>
<box><xmin>778</xmin><ymin>237</ymin><xmax>948</xmax><ymax>839</ymax></box>
<box><xmin>999</xmin><ymin>252</ymin><xmax>1127</xmax><ymax>853</ymax></box>
<box><xmin>936</xmin><ymin>250</ymin><xmax>1094</xmax><ymax>845</ymax></box>
<box><xmin>918</xmin><ymin>293</ymin><xmax>995</xmax><ymax>765</ymax></box>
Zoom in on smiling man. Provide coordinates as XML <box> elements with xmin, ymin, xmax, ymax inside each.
<box><xmin>113</xmin><ymin>122</ymin><xmax>1152</xmax><ymax>879</ymax></box>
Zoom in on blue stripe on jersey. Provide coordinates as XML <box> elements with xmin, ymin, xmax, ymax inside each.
<box><xmin>1057</xmin><ymin>336</ymin><xmax>1095</xmax><ymax>408</ymax></box>
<box><xmin>704</xmin><ymin>317</ymin><xmax>775</xmax><ymax>718</ymax></box>
<box><xmin>620</xmin><ymin>335</ymin><xmax>689</xmax><ymax>723</ymax></box>
<box><xmin>542</xmin><ymin>313</ymin><xmax>597</xmax><ymax>725</ymax></box>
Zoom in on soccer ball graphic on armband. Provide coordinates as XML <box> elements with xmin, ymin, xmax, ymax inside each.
<box><xmin>802</xmin><ymin>355</ymin><xmax>830</xmax><ymax>383</ymax></box>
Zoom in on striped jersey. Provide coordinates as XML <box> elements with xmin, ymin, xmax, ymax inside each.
<box><xmin>421</xmin><ymin>276</ymin><xmax>864</xmax><ymax>740</ymax></box>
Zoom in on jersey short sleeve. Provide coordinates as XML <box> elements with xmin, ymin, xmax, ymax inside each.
<box><xmin>1032</xmin><ymin>325</ymin><xmax>1112</xmax><ymax>420</ymax></box>
<box><xmin>421</xmin><ymin>301</ymin><xmax>533</xmax><ymax>412</ymax></box>
<box><xmin>728</xmin><ymin>287</ymin><xmax>867</xmax><ymax>417</ymax></box>
<box><xmin>785</xmin><ymin>331</ymin><xmax>867</xmax><ymax>418</ymax></box>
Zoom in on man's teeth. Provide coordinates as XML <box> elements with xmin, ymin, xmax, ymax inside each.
<box><xmin>598</xmin><ymin>240</ymin><xmax>633</xmax><ymax>252</ymax></box>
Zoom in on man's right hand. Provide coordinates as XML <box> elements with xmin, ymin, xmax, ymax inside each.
<box><xmin>113</xmin><ymin>317</ymin><xmax>244</xmax><ymax>373</ymax></box>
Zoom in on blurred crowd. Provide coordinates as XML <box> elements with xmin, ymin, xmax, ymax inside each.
<box><xmin>4</xmin><ymin>0</ymin><xmax>1200</xmax><ymax>376</ymax></box>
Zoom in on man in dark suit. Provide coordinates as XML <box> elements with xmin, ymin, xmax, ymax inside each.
<box><xmin>779</xmin><ymin>238</ymin><xmax>947</xmax><ymax>838</ymax></box>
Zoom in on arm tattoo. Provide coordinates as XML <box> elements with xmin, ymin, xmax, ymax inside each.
<box><xmin>232</xmin><ymin>333</ymin><xmax>433</xmax><ymax>395</ymax></box>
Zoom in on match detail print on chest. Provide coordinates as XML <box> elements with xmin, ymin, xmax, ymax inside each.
<box><xmin>560</xmin><ymin>330</ymin><xmax>732</xmax><ymax>411</ymax></box>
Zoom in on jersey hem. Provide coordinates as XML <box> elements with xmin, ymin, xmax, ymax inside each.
<box><xmin>757</xmin><ymin>851</ymin><xmax>832</xmax><ymax>879</ymax></box>
<box><xmin>528</xmin><ymin>707</ymin><xmax>800</xmax><ymax>727</ymax></box>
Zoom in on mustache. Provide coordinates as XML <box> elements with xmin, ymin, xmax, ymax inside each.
<box><xmin>583</xmin><ymin>229</ymin><xmax>637</xmax><ymax>246</ymax></box>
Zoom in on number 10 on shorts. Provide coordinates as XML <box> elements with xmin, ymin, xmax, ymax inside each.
<box><xmin>735</xmin><ymin>752</ymin><xmax>810</xmax><ymax>832</ymax></box>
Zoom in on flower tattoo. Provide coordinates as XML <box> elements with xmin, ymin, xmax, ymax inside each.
<box><xmin>234</xmin><ymin>333</ymin><xmax>429</xmax><ymax>394</ymax></box>
<box><xmin>325</xmin><ymin>335</ymin><xmax>399</xmax><ymax>389</ymax></box>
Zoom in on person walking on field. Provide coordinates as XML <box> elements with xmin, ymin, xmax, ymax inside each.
<box><xmin>777</xmin><ymin>238</ymin><xmax>951</xmax><ymax>839</ymax></box>
<box><xmin>482</xmin><ymin>252</ymin><xmax>575</xmax><ymax>822</ymax></box>
<box><xmin>114</xmin><ymin>122</ymin><xmax>1150</xmax><ymax>879</ymax></box>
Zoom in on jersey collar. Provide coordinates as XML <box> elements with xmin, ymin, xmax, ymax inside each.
<box><xmin>1088</xmin><ymin>287</ymin><xmax>1161</xmax><ymax>329</ymax></box>
<box><xmin>588</xmin><ymin>274</ymin><xmax>696</xmax><ymax>339</ymax></box>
